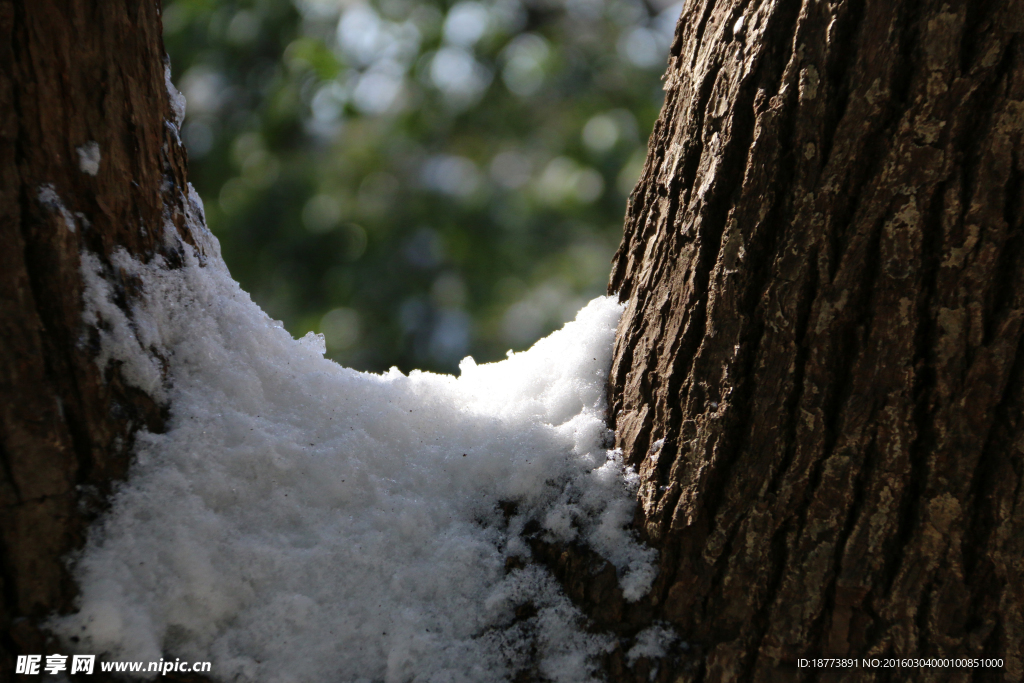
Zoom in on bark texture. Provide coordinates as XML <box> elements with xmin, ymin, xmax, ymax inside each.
<box><xmin>0</xmin><ymin>3</ymin><xmax>204</xmax><ymax>680</ymax></box>
<box><xmin>597</xmin><ymin>0</ymin><xmax>1024</xmax><ymax>679</ymax></box>
<box><xmin>3</xmin><ymin>1</ymin><xmax>1023</xmax><ymax>682</ymax></box>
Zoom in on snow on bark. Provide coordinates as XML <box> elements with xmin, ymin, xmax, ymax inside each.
<box><xmin>76</xmin><ymin>141</ymin><xmax>101</xmax><ymax>176</ymax></box>
<box><xmin>37</xmin><ymin>184</ymin><xmax>77</xmax><ymax>233</ymax></box>
<box><xmin>164</xmin><ymin>64</ymin><xmax>186</xmax><ymax>130</ymax></box>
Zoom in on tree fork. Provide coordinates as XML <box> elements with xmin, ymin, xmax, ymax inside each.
<box><xmin>2</xmin><ymin>1</ymin><xmax>1023</xmax><ymax>682</ymax></box>
<box><xmin>597</xmin><ymin>0</ymin><xmax>1024</xmax><ymax>679</ymax></box>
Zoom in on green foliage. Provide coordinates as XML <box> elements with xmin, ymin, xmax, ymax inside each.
<box><xmin>163</xmin><ymin>0</ymin><xmax>678</xmax><ymax>372</ymax></box>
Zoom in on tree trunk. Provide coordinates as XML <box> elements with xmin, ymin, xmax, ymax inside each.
<box><xmin>4</xmin><ymin>1</ymin><xmax>1024</xmax><ymax>683</ymax></box>
<box><xmin>590</xmin><ymin>0</ymin><xmax>1024</xmax><ymax>679</ymax></box>
<box><xmin>0</xmin><ymin>2</ymin><xmax>205</xmax><ymax>680</ymax></box>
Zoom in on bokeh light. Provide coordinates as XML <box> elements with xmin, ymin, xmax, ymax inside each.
<box><xmin>164</xmin><ymin>0</ymin><xmax>683</xmax><ymax>373</ymax></box>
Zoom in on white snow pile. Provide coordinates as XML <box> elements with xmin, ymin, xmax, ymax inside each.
<box><xmin>53</xmin><ymin>222</ymin><xmax>658</xmax><ymax>682</ymax></box>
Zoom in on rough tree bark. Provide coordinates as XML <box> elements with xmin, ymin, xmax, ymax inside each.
<box><xmin>570</xmin><ymin>0</ymin><xmax>1024</xmax><ymax>680</ymax></box>
<box><xmin>0</xmin><ymin>3</ymin><xmax>209</xmax><ymax>681</ymax></box>
<box><xmin>3</xmin><ymin>1</ymin><xmax>1023</xmax><ymax>683</ymax></box>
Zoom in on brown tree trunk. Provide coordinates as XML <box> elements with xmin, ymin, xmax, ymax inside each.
<box><xmin>0</xmin><ymin>2</ymin><xmax>205</xmax><ymax>680</ymax></box>
<box><xmin>591</xmin><ymin>0</ymin><xmax>1024</xmax><ymax>679</ymax></box>
<box><xmin>3</xmin><ymin>1</ymin><xmax>1023</xmax><ymax>683</ymax></box>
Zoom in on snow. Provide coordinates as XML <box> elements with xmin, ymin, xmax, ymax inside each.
<box><xmin>625</xmin><ymin>624</ymin><xmax>679</xmax><ymax>667</ymax></box>
<box><xmin>53</xmin><ymin>216</ymin><xmax>659</xmax><ymax>681</ymax></box>
<box><xmin>79</xmin><ymin>252</ymin><xmax>166</xmax><ymax>401</ymax></box>
<box><xmin>77</xmin><ymin>141</ymin><xmax>101</xmax><ymax>176</ymax></box>
<box><xmin>37</xmin><ymin>184</ymin><xmax>76</xmax><ymax>232</ymax></box>
<box><xmin>165</xmin><ymin>64</ymin><xmax>187</xmax><ymax>129</ymax></box>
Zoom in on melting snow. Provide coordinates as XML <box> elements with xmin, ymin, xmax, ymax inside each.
<box><xmin>53</xmin><ymin>221</ymin><xmax>657</xmax><ymax>681</ymax></box>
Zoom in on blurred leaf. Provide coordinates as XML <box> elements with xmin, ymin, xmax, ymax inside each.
<box><xmin>165</xmin><ymin>0</ymin><xmax>680</xmax><ymax>373</ymax></box>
